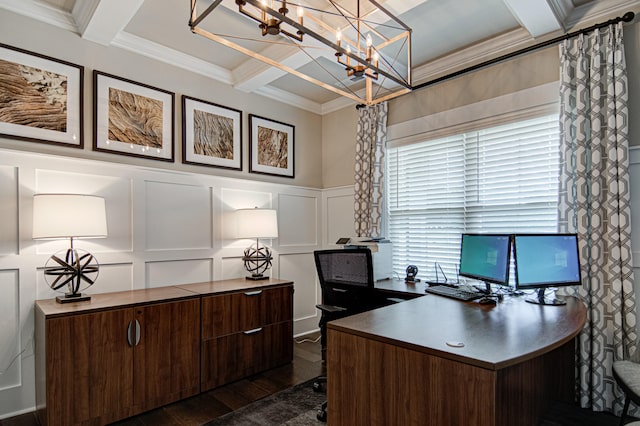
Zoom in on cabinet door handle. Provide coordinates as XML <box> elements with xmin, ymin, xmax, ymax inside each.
<box><xmin>127</xmin><ymin>320</ymin><xmax>142</xmax><ymax>346</ymax></box>
<box><xmin>244</xmin><ymin>290</ymin><xmax>263</xmax><ymax>296</ymax></box>
<box><xmin>134</xmin><ymin>319</ymin><xmax>141</xmax><ymax>346</ymax></box>
<box><xmin>243</xmin><ymin>327</ymin><xmax>263</xmax><ymax>335</ymax></box>
<box><xmin>127</xmin><ymin>320</ymin><xmax>135</xmax><ymax>347</ymax></box>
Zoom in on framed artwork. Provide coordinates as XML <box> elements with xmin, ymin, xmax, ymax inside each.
<box><xmin>93</xmin><ymin>70</ymin><xmax>174</xmax><ymax>162</ymax></box>
<box><xmin>249</xmin><ymin>114</ymin><xmax>294</xmax><ymax>178</ymax></box>
<box><xmin>0</xmin><ymin>43</ymin><xmax>84</xmax><ymax>148</ymax></box>
<box><xmin>182</xmin><ymin>95</ymin><xmax>242</xmax><ymax>170</ymax></box>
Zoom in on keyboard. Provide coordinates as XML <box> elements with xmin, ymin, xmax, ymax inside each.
<box><xmin>426</xmin><ymin>285</ymin><xmax>483</xmax><ymax>301</ymax></box>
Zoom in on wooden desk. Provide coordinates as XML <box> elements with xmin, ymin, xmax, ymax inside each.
<box><xmin>327</xmin><ymin>294</ymin><xmax>586</xmax><ymax>426</ymax></box>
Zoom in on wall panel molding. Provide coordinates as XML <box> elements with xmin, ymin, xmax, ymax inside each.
<box><xmin>0</xmin><ymin>147</ymin><xmax>324</xmax><ymax>419</ymax></box>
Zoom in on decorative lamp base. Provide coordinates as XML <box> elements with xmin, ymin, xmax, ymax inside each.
<box><xmin>245</xmin><ymin>274</ymin><xmax>269</xmax><ymax>281</ymax></box>
<box><xmin>56</xmin><ymin>293</ymin><xmax>91</xmax><ymax>304</ymax></box>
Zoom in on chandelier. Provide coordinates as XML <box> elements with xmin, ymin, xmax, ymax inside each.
<box><xmin>189</xmin><ymin>0</ymin><xmax>412</xmax><ymax>105</ymax></box>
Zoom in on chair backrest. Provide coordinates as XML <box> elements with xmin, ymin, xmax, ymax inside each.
<box><xmin>313</xmin><ymin>249</ymin><xmax>374</xmax><ymax>290</ymax></box>
<box><xmin>314</xmin><ymin>248</ymin><xmax>377</xmax><ymax>312</ymax></box>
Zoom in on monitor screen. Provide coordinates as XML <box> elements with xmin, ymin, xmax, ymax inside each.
<box><xmin>513</xmin><ymin>234</ymin><xmax>581</xmax><ymax>290</ymax></box>
<box><xmin>458</xmin><ymin>234</ymin><xmax>511</xmax><ymax>285</ymax></box>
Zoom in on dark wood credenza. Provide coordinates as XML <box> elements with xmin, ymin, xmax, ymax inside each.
<box><xmin>34</xmin><ymin>278</ymin><xmax>293</xmax><ymax>426</ymax></box>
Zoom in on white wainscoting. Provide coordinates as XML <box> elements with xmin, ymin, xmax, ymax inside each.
<box><xmin>0</xmin><ymin>147</ymin><xmax>336</xmax><ymax>419</ymax></box>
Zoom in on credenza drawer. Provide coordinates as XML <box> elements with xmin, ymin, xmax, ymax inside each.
<box><xmin>201</xmin><ymin>320</ymin><xmax>293</xmax><ymax>390</ymax></box>
<box><xmin>201</xmin><ymin>285</ymin><xmax>293</xmax><ymax>339</ymax></box>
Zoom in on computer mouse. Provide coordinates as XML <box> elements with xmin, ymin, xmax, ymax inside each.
<box><xmin>478</xmin><ymin>297</ymin><xmax>497</xmax><ymax>305</ymax></box>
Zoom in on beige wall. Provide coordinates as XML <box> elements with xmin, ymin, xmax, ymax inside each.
<box><xmin>388</xmin><ymin>46</ymin><xmax>560</xmax><ymax>126</ymax></box>
<box><xmin>321</xmin><ymin>20</ymin><xmax>640</xmax><ymax>188</ymax></box>
<box><xmin>0</xmin><ymin>10</ymin><xmax>323</xmax><ymax>188</ymax></box>
<box><xmin>321</xmin><ymin>106</ymin><xmax>358</xmax><ymax>188</ymax></box>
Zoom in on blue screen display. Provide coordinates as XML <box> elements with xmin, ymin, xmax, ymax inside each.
<box><xmin>458</xmin><ymin>234</ymin><xmax>511</xmax><ymax>284</ymax></box>
<box><xmin>513</xmin><ymin>234</ymin><xmax>581</xmax><ymax>289</ymax></box>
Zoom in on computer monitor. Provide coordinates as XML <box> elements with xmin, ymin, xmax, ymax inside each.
<box><xmin>458</xmin><ymin>234</ymin><xmax>511</xmax><ymax>293</ymax></box>
<box><xmin>513</xmin><ymin>233</ymin><xmax>581</xmax><ymax>305</ymax></box>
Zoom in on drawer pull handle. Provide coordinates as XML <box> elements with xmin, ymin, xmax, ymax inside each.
<box><xmin>244</xmin><ymin>290</ymin><xmax>263</xmax><ymax>296</ymax></box>
<box><xmin>243</xmin><ymin>327</ymin><xmax>263</xmax><ymax>335</ymax></box>
<box><xmin>332</xmin><ymin>288</ymin><xmax>348</xmax><ymax>293</ymax></box>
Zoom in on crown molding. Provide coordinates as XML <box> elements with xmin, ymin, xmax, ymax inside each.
<box><xmin>564</xmin><ymin>0</ymin><xmax>640</xmax><ymax>29</ymax></box>
<box><xmin>254</xmin><ymin>85</ymin><xmax>322</xmax><ymax>114</ymax></box>
<box><xmin>321</xmin><ymin>96</ymin><xmax>358</xmax><ymax>114</ymax></box>
<box><xmin>112</xmin><ymin>32</ymin><xmax>234</xmax><ymax>85</ymax></box>
<box><xmin>0</xmin><ymin>0</ymin><xmax>77</xmax><ymax>32</ymax></box>
<box><xmin>546</xmin><ymin>0</ymin><xmax>574</xmax><ymax>29</ymax></box>
<box><xmin>72</xmin><ymin>0</ymin><xmax>144</xmax><ymax>46</ymax></box>
<box><xmin>411</xmin><ymin>27</ymin><xmax>534</xmax><ymax>86</ymax></box>
<box><xmin>71</xmin><ymin>0</ymin><xmax>99</xmax><ymax>36</ymax></box>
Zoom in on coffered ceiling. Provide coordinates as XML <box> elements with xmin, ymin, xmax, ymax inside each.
<box><xmin>0</xmin><ymin>0</ymin><xmax>637</xmax><ymax>114</ymax></box>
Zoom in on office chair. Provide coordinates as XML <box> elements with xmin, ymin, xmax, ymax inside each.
<box><xmin>312</xmin><ymin>248</ymin><xmax>380</xmax><ymax>422</ymax></box>
<box><xmin>613</xmin><ymin>360</ymin><xmax>640</xmax><ymax>426</ymax></box>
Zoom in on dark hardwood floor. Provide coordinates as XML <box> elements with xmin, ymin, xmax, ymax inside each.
<box><xmin>0</xmin><ymin>333</ymin><xmax>324</xmax><ymax>426</ymax></box>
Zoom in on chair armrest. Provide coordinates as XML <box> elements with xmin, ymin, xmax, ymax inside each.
<box><xmin>316</xmin><ymin>304</ymin><xmax>347</xmax><ymax>313</ymax></box>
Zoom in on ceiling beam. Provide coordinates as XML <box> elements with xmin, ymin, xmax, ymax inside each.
<box><xmin>502</xmin><ymin>0</ymin><xmax>563</xmax><ymax>37</ymax></box>
<box><xmin>72</xmin><ymin>0</ymin><xmax>144</xmax><ymax>45</ymax></box>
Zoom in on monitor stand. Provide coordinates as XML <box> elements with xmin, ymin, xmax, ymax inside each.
<box><xmin>525</xmin><ymin>288</ymin><xmax>566</xmax><ymax>306</ymax></box>
<box><xmin>475</xmin><ymin>282</ymin><xmax>492</xmax><ymax>295</ymax></box>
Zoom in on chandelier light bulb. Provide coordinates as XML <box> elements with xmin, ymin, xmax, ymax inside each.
<box><xmin>366</xmin><ymin>33</ymin><xmax>372</xmax><ymax>47</ymax></box>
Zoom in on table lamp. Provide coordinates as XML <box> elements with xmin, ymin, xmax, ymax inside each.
<box><xmin>32</xmin><ymin>194</ymin><xmax>108</xmax><ymax>303</ymax></box>
<box><xmin>235</xmin><ymin>207</ymin><xmax>278</xmax><ymax>280</ymax></box>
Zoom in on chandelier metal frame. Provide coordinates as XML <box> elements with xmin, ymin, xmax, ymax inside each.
<box><xmin>189</xmin><ymin>0</ymin><xmax>412</xmax><ymax>105</ymax></box>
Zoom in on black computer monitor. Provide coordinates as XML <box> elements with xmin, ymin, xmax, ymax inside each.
<box><xmin>458</xmin><ymin>234</ymin><xmax>511</xmax><ymax>293</ymax></box>
<box><xmin>513</xmin><ymin>233</ymin><xmax>581</xmax><ymax>305</ymax></box>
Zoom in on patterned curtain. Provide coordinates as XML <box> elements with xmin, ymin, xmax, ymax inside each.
<box><xmin>558</xmin><ymin>22</ymin><xmax>638</xmax><ymax>415</ymax></box>
<box><xmin>354</xmin><ymin>102</ymin><xmax>388</xmax><ymax>237</ymax></box>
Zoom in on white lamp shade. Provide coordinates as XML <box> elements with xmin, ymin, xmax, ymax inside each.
<box><xmin>32</xmin><ymin>194</ymin><xmax>108</xmax><ymax>240</ymax></box>
<box><xmin>235</xmin><ymin>208</ymin><xmax>278</xmax><ymax>239</ymax></box>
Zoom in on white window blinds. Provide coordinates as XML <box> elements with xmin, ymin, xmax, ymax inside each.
<box><xmin>386</xmin><ymin>114</ymin><xmax>560</xmax><ymax>281</ymax></box>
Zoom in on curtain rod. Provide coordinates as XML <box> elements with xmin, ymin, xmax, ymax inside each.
<box><xmin>356</xmin><ymin>11</ymin><xmax>635</xmax><ymax>109</ymax></box>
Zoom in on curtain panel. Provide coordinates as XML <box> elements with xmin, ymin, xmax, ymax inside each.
<box><xmin>354</xmin><ymin>102</ymin><xmax>388</xmax><ymax>238</ymax></box>
<box><xmin>558</xmin><ymin>22</ymin><xmax>638</xmax><ymax>415</ymax></box>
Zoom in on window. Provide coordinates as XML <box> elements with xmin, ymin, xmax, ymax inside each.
<box><xmin>386</xmin><ymin>114</ymin><xmax>560</xmax><ymax>281</ymax></box>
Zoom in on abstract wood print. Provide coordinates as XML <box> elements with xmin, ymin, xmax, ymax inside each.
<box><xmin>94</xmin><ymin>70</ymin><xmax>174</xmax><ymax>162</ymax></box>
<box><xmin>108</xmin><ymin>87</ymin><xmax>163</xmax><ymax>149</ymax></box>
<box><xmin>0</xmin><ymin>59</ymin><xmax>67</xmax><ymax>131</ymax></box>
<box><xmin>257</xmin><ymin>125</ymin><xmax>288</xmax><ymax>168</ymax></box>
<box><xmin>249</xmin><ymin>114</ymin><xmax>294</xmax><ymax>178</ymax></box>
<box><xmin>182</xmin><ymin>95</ymin><xmax>242</xmax><ymax>170</ymax></box>
<box><xmin>0</xmin><ymin>43</ymin><xmax>83</xmax><ymax>147</ymax></box>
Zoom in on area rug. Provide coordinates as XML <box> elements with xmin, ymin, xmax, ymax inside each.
<box><xmin>539</xmin><ymin>400</ymin><xmax>623</xmax><ymax>426</ymax></box>
<box><xmin>204</xmin><ymin>379</ymin><xmax>325</xmax><ymax>425</ymax></box>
